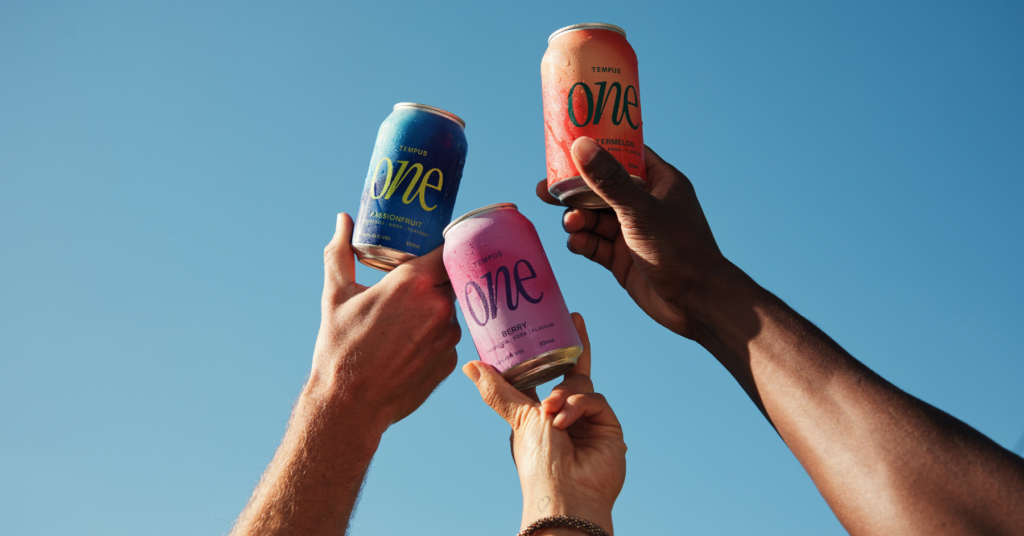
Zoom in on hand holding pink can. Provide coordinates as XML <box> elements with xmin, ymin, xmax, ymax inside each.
<box><xmin>443</xmin><ymin>203</ymin><xmax>582</xmax><ymax>389</ymax></box>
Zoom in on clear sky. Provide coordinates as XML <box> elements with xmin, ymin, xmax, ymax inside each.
<box><xmin>1</xmin><ymin>1</ymin><xmax>1022</xmax><ymax>534</ymax></box>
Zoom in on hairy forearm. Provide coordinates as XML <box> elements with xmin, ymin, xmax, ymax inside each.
<box><xmin>692</xmin><ymin>267</ymin><xmax>1024</xmax><ymax>535</ymax></box>
<box><xmin>232</xmin><ymin>377</ymin><xmax>384</xmax><ymax>536</ymax></box>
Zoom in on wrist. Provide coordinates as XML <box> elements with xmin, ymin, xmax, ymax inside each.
<box><xmin>687</xmin><ymin>260</ymin><xmax>762</xmax><ymax>343</ymax></box>
<box><xmin>521</xmin><ymin>490</ymin><xmax>613</xmax><ymax>535</ymax></box>
<box><xmin>298</xmin><ymin>370</ymin><xmax>389</xmax><ymax>453</ymax></box>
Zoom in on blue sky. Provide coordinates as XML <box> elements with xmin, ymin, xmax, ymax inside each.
<box><xmin>1</xmin><ymin>1</ymin><xmax>1022</xmax><ymax>534</ymax></box>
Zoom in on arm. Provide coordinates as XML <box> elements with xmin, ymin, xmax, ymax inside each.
<box><xmin>231</xmin><ymin>213</ymin><xmax>461</xmax><ymax>536</ymax></box>
<box><xmin>463</xmin><ymin>314</ymin><xmax>627</xmax><ymax>536</ymax></box>
<box><xmin>538</xmin><ymin>137</ymin><xmax>1024</xmax><ymax>535</ymax></box>
<box><xmin>698</xmin><ymin>270</ymin><xmax>1024</xmax><ymax>535</ymax></box>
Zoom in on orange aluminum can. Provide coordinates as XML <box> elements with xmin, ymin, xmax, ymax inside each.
<box><xmin>541</xmin><ymin>23</ymin><xmax>645</xmax><ymax>209</ymax></box>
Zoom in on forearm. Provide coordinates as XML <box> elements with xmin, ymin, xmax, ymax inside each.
<box><xmin>692</xmin><ymin>266</ymin><xmax>1024</xmax><ymax>535</ymax></box>
<box><xmin>232</xmin><ymin>377</ymin><xmax>384</xmax><ymax>536</ymax></box>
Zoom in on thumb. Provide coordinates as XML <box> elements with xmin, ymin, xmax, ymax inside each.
<box><xmin>323</xmin><ymin>213</ymin><xmax>357</xmax><ymax>294</ymax></box>
<box><xmin>463</xmin><ymin>361</ymin><xmax>535</xmax><ymax>428</ymax></box>
<box><xmin>572</xmin><ymin>136</ymin><xmax>657</xmax><ymax>218</ymax></box>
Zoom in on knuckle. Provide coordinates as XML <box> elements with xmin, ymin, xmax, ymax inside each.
<box><xmin>436</xmin><ymin>297</ymin><xmax>456</xmax><ymax>320</ymax></box>
<box><xmin>592</xmin><ymin>149</ymin><xmax>627</xmax><ymax>179</ymax></box>
<box><xmin>608</xmin><ymin>166</ymin><xmax>634</xmax><ymax>188</ymax></box>
<box><xmin>594</xmin><ymin>161</ymin><xmax>633</xmax><ymax>190</ymax></box>
<box><xmin>323</xmin><ymin>241</ymin><xmax>341</xmax><ymax>262</ymax></box>
<box><xmin>402</xmin><ymin>272</ymin><xmax>434</xmax><ymax>294</ymax></box>
<box><xmin>566</xmin><ymin>393</ymin><xmax>588</xmax><ymax>406</ymax></box>
<box><xmin>423</xmin><ymin>295</ymin><xmax>454</xmax><ymax>326</ymax></box>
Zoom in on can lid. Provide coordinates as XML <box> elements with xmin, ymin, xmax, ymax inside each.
<box><xmin>443</xmin><ymin>203</ymin><xmax>518</xmax><ymax>237</ymax></box>
<box><xmin>548</xmin><ymin>23</ymin><xmax>626</xmax><ymax>43</ymax></box>
<box><xmin>394</xmin><ymin>102</ymin><xmax>466</xmax><ymax>128</ymax></box>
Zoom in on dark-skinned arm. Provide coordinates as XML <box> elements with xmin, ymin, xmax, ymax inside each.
<box><xmin>536</xmin><ymin>136</ymin><xmax>1024</xmax><ymax>535</ymax></box>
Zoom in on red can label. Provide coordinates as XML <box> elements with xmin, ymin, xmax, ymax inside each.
<box><xmin>542</xmin><ymin>26</ymin><xmax>645</xmax><ymax>189</ymax></box>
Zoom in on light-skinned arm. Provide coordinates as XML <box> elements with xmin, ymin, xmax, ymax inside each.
<box><xmin>536</xmin><ymin>136</ymin><xmax>1024</xmax><ymax>535</ymax></box>
<box><xmin>231</xmin><ymin>213</ymin><xmax>461</xmax><ymax>536</ymax></box>
<box><xmin>463</xmin><ymin>313</ymin><xmax>627</xmax><ymax>536</ymax></box>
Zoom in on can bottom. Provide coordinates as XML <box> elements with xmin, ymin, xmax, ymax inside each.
<box><xmin>549</xmin><ymin>175</ymin><xmax>646</xmax><ymax>209</ymax></box>
<box><xmin>501</xmin><ymin>345</ymin><xmax>584</xmax><ymax>390</ymax></box>
<box><xmin>352</xmin><ymin>244</ymin><xmax>418</xmax><ymax>272</ymax></box>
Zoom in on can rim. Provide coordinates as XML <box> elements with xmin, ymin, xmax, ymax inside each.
<box><xmin>393</xmin><ymin>102</ymin><xmax>466</xmax><ymax>128</ymax></box>
<box><xmin>443</xmin><ymin>203</ymin><xmax>518</xmax><ymax>237</ymax></box>
<box><xmin>548</xmin><ymin>23</ymin><xmax>626</xmax><ymax>43</ymax></box>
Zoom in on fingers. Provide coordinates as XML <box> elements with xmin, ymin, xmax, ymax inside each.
<box><xmin>568</xmin><ymin>313</ymin><xmax>592</xmax><ymax>377</ymax></box>
<box><xmin>552</xmin><ymin>393</ymin><xmax>621</xmax><ymax>430</ymax></box>
<box><xmin>389</xmin><ymin>243</ymin><xmax>450</xmax><ymax>286</ymax></box>
<box><xmin>536</xmin><ymin>178</ymin><xmax>564</xmax><ymax>206</ymax></box>
<box><xmin>563</xmin><ymin>208</ymin><xmax>619</xmax><ymax>268</ymax></box>
<box><xmin>541</xmin><ymin>374</ymin><xmax>593</xmax><ymax>414</ymax></box>
<box><xmin>562</xmin><ymin>208</ymin><xmax>620</xmax><ymax>241</ymax></box>
<box><xmin>323</xmin><ymin>213</ymin><xmax>356</xmax><ymax>290</ymax></box>
<box><xmin>572</xmin><ymin>137</ymin><xmax>658</xmax><ymax>217</ymax></box>
<box><xmin>643</xmin><ymin>144</ymin><xmax>669</xmax><ymax>171</ymax></box>
<box><xmin>566</xmin><ymin>231</ymin><xmax>616</xmax><ymax>270</ymax></box>
<box><xmin>462</xmin><ymin>361</ymin><xmax>535</xmax><ymax>428</ymax></box>
<box><xmin>541</xmin><ymin>313</ymin><xmax>593</xmax><ymax>413</ymax></box>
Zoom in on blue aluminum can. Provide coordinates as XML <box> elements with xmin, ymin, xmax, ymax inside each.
<box><xmin>353</xmin><ymin>103</ymin><xmax>468</xmax><ymax>271</ymax></box>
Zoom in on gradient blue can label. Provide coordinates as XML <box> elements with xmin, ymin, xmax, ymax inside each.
<box><xmin>353</xmin><ymin>103</ymin><xmax>468</xmax><ymax>271</ymax></box>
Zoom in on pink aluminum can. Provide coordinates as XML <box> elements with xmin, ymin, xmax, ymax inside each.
<box><xmin>443</xmin><ymin>203</ymin><xmax>582</xmax><ymax>389</ymax></box>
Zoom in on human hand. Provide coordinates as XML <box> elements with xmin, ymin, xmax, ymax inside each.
<box><xmin>309</xmin><ymin>213</ymin><xmax>462</xmax><ymax>434</ymax></box>
<box><xmin>463</xmin><ymin>314</ymin><xmax>626</xmax><ymax>534</ymax></box>
<box><xmin>230</xmin><ymin>215</ymin><xmax>462</xmax><ymax>536</ymax></box>
<box><xmin>536</xmin><ymin>137</ymin><xmax>739</xmax><ymax>340</ymax></box>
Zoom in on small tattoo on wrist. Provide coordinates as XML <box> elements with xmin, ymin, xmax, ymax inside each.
<box><xmin>537</xmin><ymin>496</ymin><xmax>551</xmax><ymax>513</ymax></box>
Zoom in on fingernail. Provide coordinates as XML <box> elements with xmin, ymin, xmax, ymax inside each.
<box><xmin>552</xmin><ymin>413</ymin><xmax>567</xmax><ymax>428</ymax></box>
<box><xmin>572</xmin><ymin>137</ymin><xmax>601</xmax><ymax>166</ymax></box>
<box><xmin>561</xmin><ymin>209</ymin><xmax>574</xmax><ymax>232</ymax></box>
<box><xmin>335</xmin><ymin>213</ymin><xmax>343</xmax><ymax>235</ymax></box>
<box><xmin>565</xmin><ymin>234</ymin><xmax>576</xmax><ymax>252</ymax></box>
<box><xmin>462</xmin><ymin>362</ymin><xmax>481</xmax><ymax>383</ymax></box>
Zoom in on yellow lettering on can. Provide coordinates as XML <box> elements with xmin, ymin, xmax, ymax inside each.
<box><xmin>418</xmin><ymin>168</ymin><xmax>443</xmax><ymax>211</ymax></box>
<box><xmin>389</xmin><ymin>160</ymin><xmax>424</xmax><ymax>200</ymax></box>
<box><xmin>370</xmin><ymin>157</ymin><xmax>394</xmax><ymax>200</ymax></box>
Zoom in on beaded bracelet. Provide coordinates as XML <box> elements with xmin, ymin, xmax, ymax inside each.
<box><xmin>516</xmin><ymin>515</ymin><xmax>610</xmax><ymax>536</ymax></box>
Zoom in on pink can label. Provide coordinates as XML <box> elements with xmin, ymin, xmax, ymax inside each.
<box><xmin>443</xmin><ymin>210</ymin><xmax>581</xmax><ymax>373</ymax></box>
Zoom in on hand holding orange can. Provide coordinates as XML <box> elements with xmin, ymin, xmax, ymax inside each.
<box><xmin>541</xmin><ymin>23</ymin><xmax>645</xmax><ymax>209</ymax></box>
